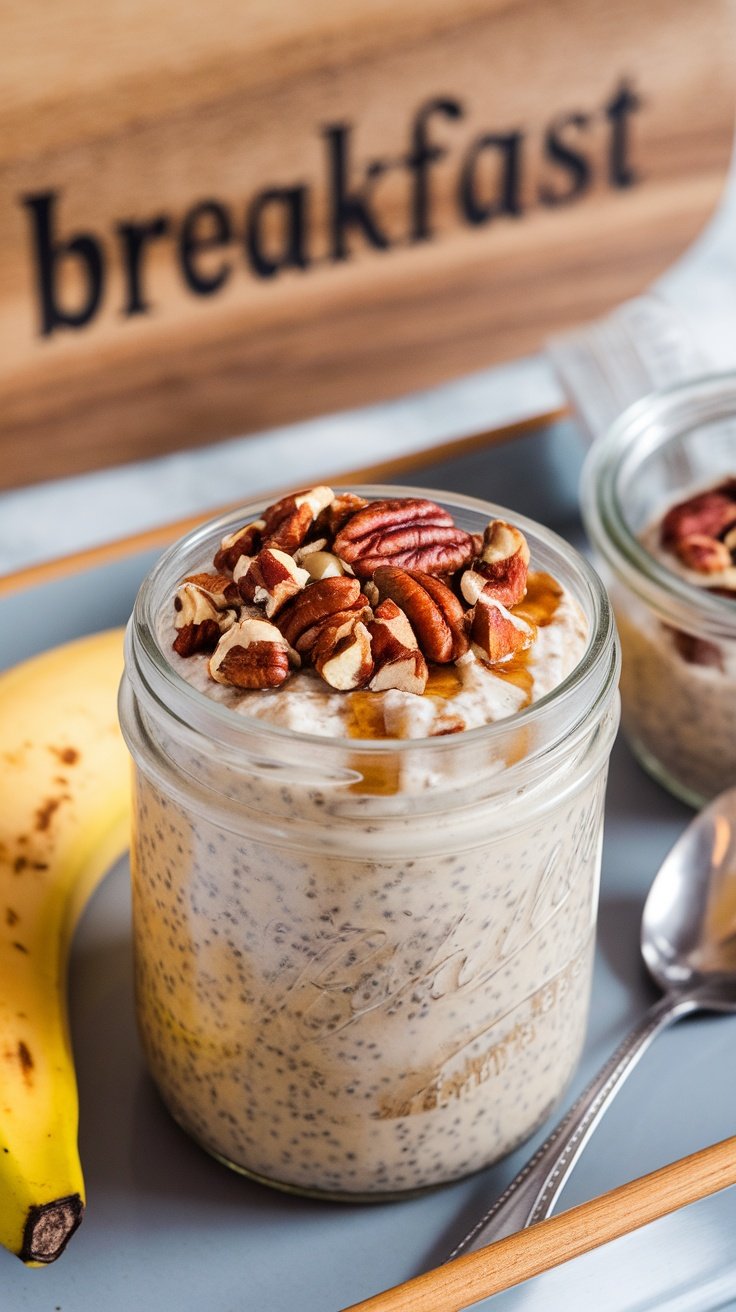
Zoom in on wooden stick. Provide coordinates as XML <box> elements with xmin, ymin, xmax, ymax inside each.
<box><xmin>0</xmin><ymin>408</ymin><xmax>563</xmax><ymax>598</ymax></box>
<box><xmin>340</xmin><ymin>1136</ymin><xmax>736</xmax><ymax>1312</ymax></box>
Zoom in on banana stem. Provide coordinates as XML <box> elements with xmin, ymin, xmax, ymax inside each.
<box><xmin>22</xmin><ymin>1194</ymin><xmax>85</xmax><ymax>1264</ymax></box>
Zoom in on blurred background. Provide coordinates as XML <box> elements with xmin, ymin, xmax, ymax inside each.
<box><xmin>2</xmin><ymin>0</ymin><xmax>736</xmax><ymax>575</ymax></box>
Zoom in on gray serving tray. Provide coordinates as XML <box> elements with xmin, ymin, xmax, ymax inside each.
<box><xmin>1</xmin><ymin>420</ymin><xmax>735</xmax><ymax>1311</ymax></box>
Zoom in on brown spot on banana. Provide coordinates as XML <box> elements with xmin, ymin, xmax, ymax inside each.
<box><xmin>49</xmin><ymin>746</ymin><xmax>80</xmax><ymax>766</ymax></box>
<box><xmin>17</xmin><ymin>1041</ymin><xmax>33</xmax><ymax>1084</ymax></box>
<box><xmin>34</xmin><ymin>795</ymin><xmax>71</xmax><ymax>833</ymax></box>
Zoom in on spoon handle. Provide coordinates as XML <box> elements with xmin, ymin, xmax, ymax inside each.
<box><xmin>447</xmin><ymin>991</ymin><xmax>697</xmax><ymax>1258</ymax></box>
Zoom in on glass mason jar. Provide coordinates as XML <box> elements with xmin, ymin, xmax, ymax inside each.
<box><xmin>119</xmin><ymin>486</ymin><xmax>619</xmax><ymax>1199</ymax></box>
<box><xmin>581</xmin><ymin>375</ymin><xmax>736</xmax><ymax>808</ymax></box>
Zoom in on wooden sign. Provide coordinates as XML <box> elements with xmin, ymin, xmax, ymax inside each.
<box><xmin>1</xmin><ymin>0</ymin><xmax>734</xmax><ymax>489</ymax></box>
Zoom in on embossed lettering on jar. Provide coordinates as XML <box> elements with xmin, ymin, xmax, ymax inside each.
<box><xmin>119</xmin><ymin>488</ymin><xmax>620</xmax><ymax>1198</ymax></box>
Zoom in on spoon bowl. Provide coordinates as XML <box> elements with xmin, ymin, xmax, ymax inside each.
<box><xmin>642</xmin><ymin>785</ymin><xmax>736</xmax><ymax>1001</ymax></box>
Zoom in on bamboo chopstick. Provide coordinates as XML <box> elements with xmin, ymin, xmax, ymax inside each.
<box><xmin>340</xmin><ymin>1135</ymin><xmax>736</xmax><ymax>1312</ymax></box>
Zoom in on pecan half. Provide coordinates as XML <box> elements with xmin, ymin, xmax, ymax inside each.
<box><xmin>236</xmin><ymin>548</ymin><xmax>310</xmax><ymax>617</ymax></box>
<box><xmin>214</xmin><ymin>520</ymin><xmax>265</xmax><ymax>572</ymax></box>
<box><xmin>313</xmin><ymin>615</ymin><xmax>374</xmax><ymax>690</ymax></box>
<box><xmin>367</xmin><ymin>599</ymin><xmax>428</xmax><ymax>694</ymax></box>
<box><xmin>277</xmin><ymin>576</ymin><xmax>365</xmax><ymax>655</ymax></box>
<box><xmin>173</xmin><ymin>574</ymin><xmax>240</xmax><ymax>655</ymax></box>
<box><xmin>209</xmin><ymin>618</ymin><xmax>298</xmax><ymax>689</ymax></box>
<box><xmin>461</xmin><ymin>519</ymin><xmax>530</xmax><ymax>608</ymax></box>
<box><xmin>373</xmin><ymin>566</ymin><xmax>469</xmax><ymax>663</ymax></box>
<box><xmin>333</xmin><ymin>498</ymin><xmax>475</xmax><ymax>578</ymax></box>
<box><xmin>471</xmin><ymin>598</ymin><xmax>535</xmax><ymax>664</ymax></box>
<box><xmin>261</xmin><ymin>486</ymin><xmax>335</xmax><ymax>553</ymax></box>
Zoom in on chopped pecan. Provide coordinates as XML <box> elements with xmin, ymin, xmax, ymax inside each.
<box><xmin>209</xmin><ymin>618</ymin><xmax>298</xmax><ymax>689</ymax></box>
<box><xmin>277</xmin><ymin>576</ymin><xmax>365</xmax><ymax>655</ymax></box>
<box><xmin>369</xmin><ymin>646</ymin><xmax>428</xmax><ymax>695</ymax></box>
<box><xmin>661</xmin><ymin>481</ymin><xmax>736</xmax><ymax>549</ymax></box>
<box><xmin>173</xmin><ymin>575</ymin><xmax>240</xmax><ymax>655</ymax></box>
<box><xmin>313</xmin><ymin>615</ymin><xmax>374</xmax><ymax>690</ymax></box>
<box><xmin>181</xmin><ymin>572</ymin><xmax>241</xmax><ymax>608</ymax></box>
<box><xmin>173</xmin><ymin>619</ymin><xmax>222</xmax><ymax>657</ymax></box>
<box><xmin>369</xmin><ymin>598</ymin><xmax>418</xmax><ymax>652</ymax></box>
<box><xmin>333</xmin><ymin>498</ymin><xmax>475</xmax><ymax>578</ymax></box>
<box><xmin>314</xmin><ymin>492</ymin><xmax>369</xmax><ymax>539</ymax></box>
<box><xmin>236</xmin><ymin>548</ymin><xmax>309</xmax><ymax>617</ymax></box>
<box><xmin>673</xmin><ymin>533</ymin><xmax>732</xmax><ymax>574</ymax></box>
<box><xmin>462</xmin><ymin>520</ymin><xmax>530</xmax><ymax>608</ymax></box>
<box><xmin>214</xmin><ymin>520</ymin><xmax>265</xmax><ymax>571</ymax></box>
<box><xmin>367</xmin><ymin>599</ymin><xmax>428</xmax><ymax>694</ymax></box>
<box><xmin>261</xmin><ymin>486</ymin><xmax>335</xmax><ymax>553</ymax></box>
<box><xmin>372</xmin><ymin>566</ymin><xmax>469</xmax><ymax>663</ymax></box>
<box><xmin>471</xmin><ymin>598</ymin><xmax>535</xmax><ymax>664</ymax></box>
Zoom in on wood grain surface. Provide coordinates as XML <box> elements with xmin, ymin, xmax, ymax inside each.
<box><xmin>1</xmin><ymin>0</ymin><xmax>734</xmax><ymax>488</ymax></box>
<box><xmin>340</xmin><ymin>1136</ymin><xmax>736</xmax><ymax>1311</ymax></box>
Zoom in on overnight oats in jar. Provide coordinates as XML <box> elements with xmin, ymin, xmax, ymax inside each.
<box><xmin>119</xmin><ymin>484</ymin><xmax>619</xmax><ymax>1198</ymax></box>
<box><xmin>582</xmin><ymin>374</ymin><xmax>736</xmax><ymax>808</ymax></box>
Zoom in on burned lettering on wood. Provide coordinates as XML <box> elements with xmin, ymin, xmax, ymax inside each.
<box><xmin>20</xmin><ymin>79</ymin><xmax>642</xmax><ymax>338</ymax></box>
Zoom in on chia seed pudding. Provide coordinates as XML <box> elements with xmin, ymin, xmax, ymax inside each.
<box><xmin>582</xmin><ymin>376</ymin><xmax>736</xmax><ymax>807</ymax></box>
<box><xmin>120</xmin><ymin>486</ymin><xmax>619</xmax><ymax>1197</ymax></box>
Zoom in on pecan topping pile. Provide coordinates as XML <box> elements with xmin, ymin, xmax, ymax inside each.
<box><xmin>660</xmin><ymin>478</ymin><xmax>736</xmax><ymax>589</ymax></box>
<box><xmin>172</xmin><ymin>488</ymin><xmax>537</xmax><ymax>693</ymax></box>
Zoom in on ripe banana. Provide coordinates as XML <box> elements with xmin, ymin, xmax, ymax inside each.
<box><xmin>0</xmin><ymin>628</ymin><xmax>130</xmax><ymax>1265</ymax></box>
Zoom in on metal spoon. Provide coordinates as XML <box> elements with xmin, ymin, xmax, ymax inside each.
<box><xmin>447</xmin><ymin>785</ymin><xmax>736</xmax><ymax>1259</ymax></box>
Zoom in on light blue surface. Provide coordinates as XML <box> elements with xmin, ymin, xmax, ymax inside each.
<box><xmin>1</xmin><ymin>423</ymin><xmax>734</xmax><ymax>1311</ymax></box>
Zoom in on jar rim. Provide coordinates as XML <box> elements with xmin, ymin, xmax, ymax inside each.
<box><xmin>581</xmin><ymin>372</ymin><xmax>736</xmax><ymax>637</ymax></box>
<box><xmin>128</xmin><ymin>483</ymin><xmax>618</xmax><ymax>758</ymax></box>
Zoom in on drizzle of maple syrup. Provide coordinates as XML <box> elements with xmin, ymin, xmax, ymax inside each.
<box><xmin>346</xmin><ymin>691</ymin><xmax>389</xmax><ymax>741</ymax></box>
<box><xmin>514</xmin><ymin>571</ymin><xmax>563</xmax><ymax>628</ymax></box>
<box><xmin>425</xmin><ymin>665</ymin><xmax>463</xmax><ymax>700</ymax></box>
<box><xmin>344</xmin><ymin>570</ymin><xmax>563</xmax><ymax>789</ymax></box>
<box><xmin>477</xmin><ymin>571</ymin><xmax>563</xmax><ymax>709</ymax></box>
